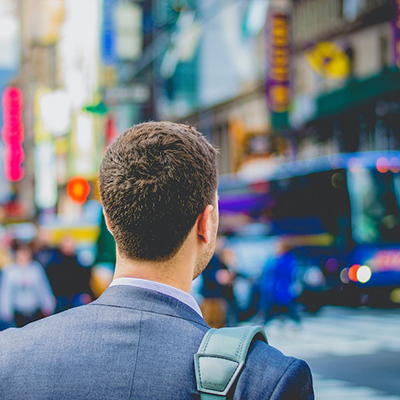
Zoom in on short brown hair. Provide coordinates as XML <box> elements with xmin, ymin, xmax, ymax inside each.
<box><xmin>99</xmin><ymin>121</ymin><xmax>218</xmax><ymax>261</ymax></box>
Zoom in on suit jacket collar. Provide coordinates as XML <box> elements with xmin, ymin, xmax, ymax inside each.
<box><xmin>92</xmin><ymin>285</ymin><xmax>209</xmax><ymax>328</ymax></box>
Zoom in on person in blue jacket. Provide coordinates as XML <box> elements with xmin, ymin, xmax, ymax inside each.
<box><xmin>259</xmin><ymin>239</ymin><xmax>301</xmax><ymax>326</ymax></box>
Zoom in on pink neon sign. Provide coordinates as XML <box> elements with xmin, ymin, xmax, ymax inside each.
<box><xmin>1</xmin><ymin>86</ymin><xmax>24</xmax><ymax>182</ymax></box>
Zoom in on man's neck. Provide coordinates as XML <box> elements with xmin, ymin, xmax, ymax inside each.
<box><xmin>113</xmin><ymin>249</ymin><xmax>195</xmax><ymax>294</ymax></box>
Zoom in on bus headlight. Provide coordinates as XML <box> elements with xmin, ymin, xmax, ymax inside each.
<box><xmin>304</xmin><ymin>267</ymin><xmax>325</xmax><ymax>287</ymax></box>
<box><xmin>356</xmin><ymin>265</ymin><xmax>372</xmax><ymax>283</ymax></box>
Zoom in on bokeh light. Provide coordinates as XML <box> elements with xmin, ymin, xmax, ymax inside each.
<box><xmin>376</xmin><ymin>157</ymin><xmax>389</xmax><ymax>173</ymax></box>
<box><xmin>390</xmin><ymin>157</ymin><xmax>400</xmax><ymax>173</ymax></box>
<box><xmin>356</xmin><ymin>265</ymin><xmax>372</xmax><ymax>284</ymax></box>
<box><xmin>325</xmin><ymin>257</ymin><xmax>339</xmax><ymax>272</ymax></box>
<box><xmin>389</xmin><ymin>288</ymin><xmax>400</xmax><ymax>304</ymax></box>
<box><xmin>348</xmin><ymin>264</ymin><xmax>360</xmax><ymax>282</ymax></box>
<box><xmin>67</xmin><ymin>176</ymin><xmax>90</xmax><ymax>205</ymax></box>
<box><xmin>340</xmin><ymin>268</ymin><xmax>350</xmax><ymax>284</ymax></box>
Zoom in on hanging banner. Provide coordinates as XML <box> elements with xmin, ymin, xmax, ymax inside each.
<box><xmin>393</xmin><ymin>0</ymin><xmax>400</xmax><ymax>69</ymax></box>
<box><xmin>1</xmin><ymin>86</ymin><xmax>24</xmax><ymax>182</ymax></box>
<box><xmin>265</xmin><ymin>9</ymin><xmax>291</xmax><ymax>115</ymax></box>
<box><xmin>101</xmin><ymin>0</ymin><xmax>117</xmax><ymax>66</ymax></box>
<box><xmin>34</xmin><ymin>141</ymin><xmax>58</xmax><ymax>209</ymax></box>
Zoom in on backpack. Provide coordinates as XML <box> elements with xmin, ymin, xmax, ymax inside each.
<box><xmin>194</xmin><ymin>326</ymin><xmax>268</xmax><ymax>399</ymax></box>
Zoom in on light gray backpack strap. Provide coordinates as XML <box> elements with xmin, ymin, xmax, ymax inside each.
<box><xmin>194</xmin><ymin>326</ymin><xmax>268</xmax><ymax>400</ymax></box>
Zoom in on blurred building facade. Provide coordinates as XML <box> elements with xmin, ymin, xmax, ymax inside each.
<box><xmin>0</xmin><ymin>0</ymin><xmax>399</xmax><ymax>223</ymax></box>
<box><xmin>0</xmin><ymin>0</ymin><xmax>145</xmax><ymax>227</ymax></box>
<box><xmin>136</xmin><ymin>0</ymin><xmax>400</xmax><ymax>177</ymax></box>
<box><xmin>291</xmin><ymin>0</ymin><xmax>399</xmax><ymax>159</ymax></box>
<box><xmin>0</xmin><ymin>0</ymin><xmax>102</xmax><ymax>224</ymax></box>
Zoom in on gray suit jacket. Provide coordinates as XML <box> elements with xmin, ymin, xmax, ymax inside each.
<box><xmin>0</xmin><ymin>285</ymin><xmax>314</xmax><ymax>399</ymax></box>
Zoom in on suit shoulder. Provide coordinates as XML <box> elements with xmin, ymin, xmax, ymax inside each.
<box><xmin>246</xmin><ymin>340</ymin><xmax>296</xmax><ymax>374</ymax></box>
<box><xmin>0</xmin><ymin>304</ymin><xmax>91</xmax><ymax>345</ymax></box>
<box><xmin>236</xmin><ymin>341</ymin><xmax>314</xmax><ymax>399</ymax></box>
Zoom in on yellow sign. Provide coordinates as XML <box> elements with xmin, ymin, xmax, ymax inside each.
<box><xmin>267</xmin><ymin>12</ymin><xmax>291</xmax><ymax>113</ymax></box>
<box><xmin>306</xmin><ymin>42</ymin><xmax>350</xmax><ymax>79</ymax></box>
<box><xmin>47</xmin><ymin>224</ymin><xmax>100</xmax><ymax>244</ymax></box>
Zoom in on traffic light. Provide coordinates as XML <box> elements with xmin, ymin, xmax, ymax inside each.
<box><xmin>67</xmin><ymin>176</ymin><xmax>90</xmax><ymax>204</ymax></box>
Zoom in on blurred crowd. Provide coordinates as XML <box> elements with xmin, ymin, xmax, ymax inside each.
<box><xmin>196</xmin><ymin>237</ymin><xmax>303</xmax><ymax>330</ymax></box>
<box><xmin>0</xmin><ymin>226</ymin><xmax>304</xmax><ymax>331</ymax></box>
<box><xmin>0</xmin><ymin>230</ymin><xmax>93</xmax><ymax>330</ymax></box>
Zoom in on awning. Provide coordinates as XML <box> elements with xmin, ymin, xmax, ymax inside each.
<box><xmin>315</xmin><ymin>67</ymin><xmax>400</xmax><ymax>120</ymax></box>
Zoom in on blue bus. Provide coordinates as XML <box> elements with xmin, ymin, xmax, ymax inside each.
<box><xmin>218</xmin><ymin>151</ymin><xmax>400</xmax><ymax>311</ymax></box>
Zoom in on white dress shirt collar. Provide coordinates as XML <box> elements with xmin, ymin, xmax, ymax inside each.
<box><xmin>110</xmin><ymin>277</ymin><xmax>202</xmax><ymax>317</ymax></box>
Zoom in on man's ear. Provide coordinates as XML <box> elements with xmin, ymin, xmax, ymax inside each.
<box><xmin>103</xmin><ymin>210</ymin><xmax>114</xmax><ymax>236</ymax></box>
<box><xmin>197</xmin><ymin>205</ymin><xmax>214</xmax><ymax>244</ymax></box>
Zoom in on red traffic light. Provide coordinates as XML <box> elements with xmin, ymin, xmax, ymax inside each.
<box><xmin>67</xmin><ymin>176</ymin><xmax>90</xmax><ymax>204</ymax></box>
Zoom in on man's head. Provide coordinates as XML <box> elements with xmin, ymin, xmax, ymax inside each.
<box><xmin>99</xmin><ymin>121</ymin><xmax>218</xmax><ymax>268</ymax></box>
<box><xmin>12</xmin><ymin>242</ymin><xmax>32</xmax><ymax>267</ymax></box>
<box><xmin>60</xmin><ymin>235</ymin><xmax>76</xmax><ymax>256</ymax></box>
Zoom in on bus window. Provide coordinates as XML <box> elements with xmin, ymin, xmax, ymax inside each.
<box><xmin>349</xmin><ymin>167</ymin><xmax>400</xmax><ymax>244</ymax></box>
<box><xmin>270</xmin><ymin>170</ymin><xmax>351</xmax><ymax>240</ymax></box>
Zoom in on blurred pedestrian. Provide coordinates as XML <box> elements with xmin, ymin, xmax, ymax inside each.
<box><xmin>0</xmin><ymin>242</ymin><xmax>55</xmax><ymax>327</ymax></box>
<box><xmin>0</xmin><ymin>231</ymin><xmax>11</xmax><ymax>271</ymax></box>
<box><xmin>31</xmin><ymin>227</ymin><xmax>58</xmax><ymax>270</ymax></box>
<box><xmin>0</xmin><ymin>230</ymin><xmax>12</xmax><ymax>331</ymax></box>
<box><xmin>219</xmin><ymin>245</ymin><xmax>241</xmax><ymax>325</ymax></box>
<box><xmin>259</xmin><ymin>240</ymin><xmax>301</xmax><ymax>327</ymax></box>
<box><xmin>46</xmin><ymin>236</ymin><xmax>93</xmax><ymax>312</ymax></box>
<box><xmin>199</xmin><ymin>252</ymin><xmax>236</xmax><ymax>327</ymax></box>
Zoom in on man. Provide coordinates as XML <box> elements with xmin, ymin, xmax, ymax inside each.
<box><xmin>0</xmin><ymin>122</ymin><xmax>314</xmax><ymax>399</ymax></box>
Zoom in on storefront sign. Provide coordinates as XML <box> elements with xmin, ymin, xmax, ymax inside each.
<box><xmin>305</xmin><ymin>42</ymin><xmax>349</xmax><ymax>79</ymax></box>
<box><xmin>104</xmin><ymin>84</ymin><xmax>150</xmax><ymax>104</ymax></box>
<box><xmin>265</xmin><ymin>11</ymin><xmax>291</xmax><ymax>113</ymax></box>
<box><xmin>1</xmin><ymin>86</ymin><xmax>24</xmax><ymax>181</ymax></box>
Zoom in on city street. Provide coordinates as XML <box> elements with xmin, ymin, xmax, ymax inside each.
<box><xmin>1</xmin><ymin>0</ymin><xmax>400</xmax><ymax>398</ymax></box>
<box><xmin>263</xmin><ymin>307</ymin><xmax>400</xmax><ymax>399</ymax></box>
